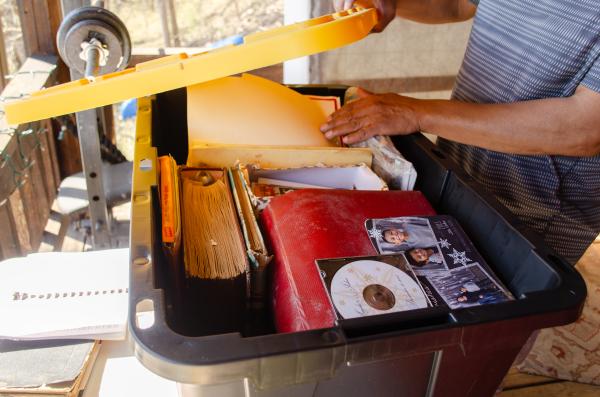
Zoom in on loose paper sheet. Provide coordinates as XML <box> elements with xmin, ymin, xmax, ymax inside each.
<box><xmin>251</xmin><ymin>165</ymin><xmax>387</xmax><ymax>191</ymax></box>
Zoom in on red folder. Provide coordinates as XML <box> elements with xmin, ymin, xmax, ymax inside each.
<box><xmin>260</xmin><ymin>189</ymin><xmax>436</xmax><ymax>333</ymax></box>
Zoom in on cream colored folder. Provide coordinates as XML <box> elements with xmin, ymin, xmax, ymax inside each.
<box><xmin>187</xmin><ymin>74</ymin><xmax>338</xmax><ymax>147</ymax></box>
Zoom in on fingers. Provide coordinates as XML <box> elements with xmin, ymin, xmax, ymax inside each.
<box><xmin>336</xmin><ymin>0</ymin><xmax>395</xmax><ymax>32</ymax></box>
<box><xmin>320</xmin><ymin>92</ymin><xmax>421</xmax><ymax>145</ymax></box>
<box><xmin>371</xmin><ymin>0</ymin><xmax>398</xmax><ymax>32</ymax></box>
<box><xmin>329</xmin><ymin>95</ymin><xmax>377</xmax><ymax>121</ymax></box>
<box><xmin>342</xmin><ymin>128</ymin><xmax>378</xmax><ymax>145</ymax></box>
<box><xmin>321</xmin><ymin>114</ymin><xmax>371</xmax><ymax>139</ymax></box>
<box><xmin>320</xmin><ymin>93</ymin><xmax>381</xmax><ymax>135</ymax></box>
<box><xmin>323</xmin><ymin>118</ymin><xmax>378</xmax><ymax>145</ymax></box>
<box><xmin>320</xmin><ymin>100</ymin><xmax>375</xmax><ymax>136</ymax></box>
<box><xmin>333</xmin><ymin>0</ymin><xmax>355</xmax><ymax>11</ymax></box>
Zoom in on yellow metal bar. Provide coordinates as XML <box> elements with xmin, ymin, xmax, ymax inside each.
<box><xmin>5</xmin><ymin>8</ymin><xmax>377</xmax><ymax>124</ymax></box>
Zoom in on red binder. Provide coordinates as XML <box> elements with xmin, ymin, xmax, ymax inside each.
<box><xmin>260</xmin><ymin>189</ymin><xmax>436</xmax><ymax>333</ymax></box>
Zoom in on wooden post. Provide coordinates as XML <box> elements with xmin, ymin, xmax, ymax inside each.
<box><xmin>0</xmin><ymin>55</ymin><xmax>59</xmax><ymax>259</ymax></box>
<box><xmin>3</xmin><ymin>0</ymin><xmax>66</xmax><ymax>259</ymax></box>
<box><xmin>0</xmin><ymin>11</ymin><xmax>9</xmax><ymax>91</ymax></box>
<box><xmin>156</xmin><ymin>0</ymin><xmax>172</xmax><ymax>47</ymax></box>
<box><xmin>15</xmin><ymin>0</ymin><xmax>69</xmax><ymax>182</ymax></box>
<box><xmin>0</xmin><ymin>203</ymin><xmax>21</xmax><ymax>258</ymax></box>
<box><xmin>17</xmin><ymin>0</ymin><xmax>62</xmax><ymax>56</ymax></box>
<box><xmin>166</xmin><ymin>0</ymin><xmax>180</xmax><ymax>47</ymax></box>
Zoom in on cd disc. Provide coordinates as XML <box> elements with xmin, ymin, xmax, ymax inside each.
<box><xmin>330</xmin><ymin>260</ymin><xmax>428</xmax><ymax>319</ymax></box>
<box><xmin>363</xmin><ymin>284</ymin><xmax>396</xmax><ymax>310</ymax></box>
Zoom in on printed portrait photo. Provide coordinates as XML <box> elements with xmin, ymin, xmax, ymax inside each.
<box><xmin>423</xmin><ymin>263</ymin><xmax>512</xmax><ymax>309</ymax></box>
<box><xmin>366</xmin><ymin>217</ymin><xmax>438</xmax><ymax>254</ymax></box>
<box><xmin>404</xmin><ymin>246</ymin><xmax>448</xmax><ymax>272</ymax></box>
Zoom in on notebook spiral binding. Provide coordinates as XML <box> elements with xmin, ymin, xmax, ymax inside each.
<box><xmin>12</xmin><ymin>288</ymin><xmax>129</xmax><ymax>301</ymax></box>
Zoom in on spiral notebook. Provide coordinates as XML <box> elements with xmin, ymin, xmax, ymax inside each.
<box><xmin>0</xmin><ymin>249</ymin><xmax>129</xmax><ymax>341</ymax></box>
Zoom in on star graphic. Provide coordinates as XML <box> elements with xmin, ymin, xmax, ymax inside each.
<box><xmin>367</xmin><ymin>227</ymin><xmax>383</xmax><ymax>240</ymax></box>
<box><xmin>447</xmin><ymin>248</ymin><xmax>472</xmax><ymax>267</ymax></box>
<box><xmin>438</xmin><ymin>238</ymin><xmax>451</xmax><ymax>249</ymax></box>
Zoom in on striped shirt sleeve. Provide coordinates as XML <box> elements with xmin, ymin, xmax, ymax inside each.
<box><xmin>581</xmin><ymin>55</ymin><xmax>600</xmax><ymax>93</ymax></box>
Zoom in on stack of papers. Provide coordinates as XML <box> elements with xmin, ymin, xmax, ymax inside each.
<box><xmin>0</xmin><ymin>249</ymin><xmax>129</xmax><ymax>341</ymax></box>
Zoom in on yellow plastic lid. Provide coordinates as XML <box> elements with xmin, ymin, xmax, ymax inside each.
<box><xmin>4</xmin><ymin>7</ymin><xmax>377</xmax><ymax>124</ymax></box>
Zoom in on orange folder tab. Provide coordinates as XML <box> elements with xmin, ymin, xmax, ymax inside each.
<box><xmin>159</xmin><ymin>156</ymin><xmax>180</xmax><ymax>244</ymax></box>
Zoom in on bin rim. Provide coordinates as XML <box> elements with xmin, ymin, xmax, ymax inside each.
<box><xmin>127</xmin><ymin>87</ymin><xmax>587</xmax><ymax>387</ymax></box>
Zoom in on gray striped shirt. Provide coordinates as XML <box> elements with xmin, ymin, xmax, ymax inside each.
<box><xmin>438</xmin><ymin>0</ymin><xmax>600</xmax><ymax>264</ymax></box>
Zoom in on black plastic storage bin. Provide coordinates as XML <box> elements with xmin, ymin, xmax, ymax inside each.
<box><xmin>129</xmin><ymin>86</ymin><xmax>586</xmax><ymax>397</ymax></box>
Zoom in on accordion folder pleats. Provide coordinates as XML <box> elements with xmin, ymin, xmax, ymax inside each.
<box><xmin>179</xmin><ymin>169</ymin><xmax>249</xmax><ymax>336</ymax></box>
<box><xmin>260</xmin><ymin>189</ymin><xmax>436</xmax><ymax>333</ymax></box>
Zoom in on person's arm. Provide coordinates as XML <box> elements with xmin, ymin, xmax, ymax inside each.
<box><xmin>320</xmin><ymin>85</ymin><xmax>600</xmax><ymax>157</ymax></box>
<box><xmin>333</xmin><ymin>0</ymin><xmax>476</xmax><ymax>31</ymax></box>
<box><xmin>395</xmin><ymin>0</ymin><xmax>477</xmax><ymax>24</ymax></box>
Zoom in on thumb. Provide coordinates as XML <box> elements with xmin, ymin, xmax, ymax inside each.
<box><xmin>344</xmin><ymin>86</ymin><xmax>373</xmax><ymax>103</ymax></box>
<box><xmin>356</xmin><ymin>87</ymin><xmax>373</xmax><ymax>98</ymax></box>
<box><xmin>344</xmin><ymin>0</ymin><xmax>357</xmax><ymax>9</ymax></box>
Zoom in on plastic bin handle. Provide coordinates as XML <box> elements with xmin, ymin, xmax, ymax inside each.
<box><xmin>4</xmin><ymin>7</ymin><xmax>378</xmax><ymax>124</ymax></box>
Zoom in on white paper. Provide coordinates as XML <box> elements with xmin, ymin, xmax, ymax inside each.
<box><xmin>343</xmin><ymin>87</ymin><xmax>417</xmax><ymax>191</ymax></box>
<box><xmin>252</xmin><ymin>165</ymin><xmax>387</xmax><ymax>191</ymax></box>
<box><xmin>0</xmin><ymin>249</ymin><xmax>129</xmax><ymax>341</ymax></box>
<box><xmin>351</xmin><ymin>135</ymin><xmax>418</xmax><ymax>191</ymax></box>
<box><xmin>256</xmin><ymin>177</ymin><xmax>333</xmax><ymax>190</ymax></box>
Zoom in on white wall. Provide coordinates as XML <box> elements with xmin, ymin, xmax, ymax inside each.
<box><xmin>285</xmin><ymin>1</ymin><xmax>473</xmax><ymax>98</ymax></box>
<box><xmin>283</xmin><ymin>0</ymin><xmax>311</xmax><ymax>84</ymax></box>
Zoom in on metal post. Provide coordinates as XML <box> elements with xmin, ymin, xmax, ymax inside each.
<box><xmin>73</xmin><ymin>105</ymin><xmax>112</xmax><ymax>249</ymax></box>
<box><xmin>71</xmin><ymin>42</ymin><xmax>112</xmax><ymax>248</ymax></box>
<box><xmin>61</xmin><ymin>0</ymin><xmax>112</xmax><ymax>249</ymax></box>
<box><xmin>71</xmin><ymin>39</ymin><xmax>111</xmax><ymax>249</ymax></box>
<box><xmin>57</xmin><ymin>0</ymin><xmax>133</xmax><ymax>250</ymax></box>
<box><xmin>425</xmin><ymin>350</ymin><xmax>443</xmax><ymax>397</ymax></box>
<box><xmin>83</xmin><ymin>38</ymin><xmax>102</xmax><ymax>78</ymax></box>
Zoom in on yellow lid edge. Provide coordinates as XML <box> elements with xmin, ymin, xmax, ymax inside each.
<box><xmin>5</xmin><ymin>8</ymin><xmax>377</xmax><ymax>125</ymax></box>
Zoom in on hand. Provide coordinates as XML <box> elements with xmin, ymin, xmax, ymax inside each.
<box><xmin>333</xmin><ymin>0</ymin><xmax>356</xmax><ymax>12</ymax></box>
<box><xmin>333</xmin><ymin>0</ymin><xmax>397</xmax><ymax>32</ymax></box>
<box><xmin>320</xmin><ymin>88</ymin><xmax>421</xmax><ymax>145</ymax></box>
